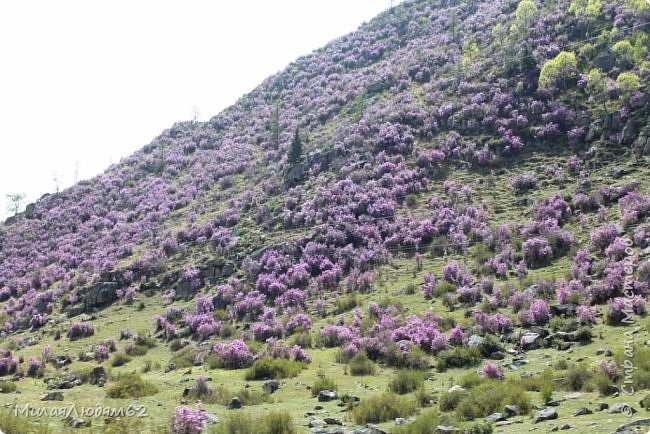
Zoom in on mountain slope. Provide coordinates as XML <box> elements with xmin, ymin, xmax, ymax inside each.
<box><xmin>1</xmin><ymin>0</ymin><xmax>650</xmax><ymax>433</ymax></box>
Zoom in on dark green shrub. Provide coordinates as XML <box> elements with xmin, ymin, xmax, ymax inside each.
<box><xmin>349</xmin><ymin>350</ymin><xmax>378</xmax><ymax>376</ymax></box>
<box><xmin>389</xmin><ymin>370</ymin><xmax>427</xmax><ymax>394</ymax></box>
<box><xmin>433</xmin><ymin>281</ymin><xmax>457</xmax><ymax>298</ymax></box>
<box><xmin>385</xmin><ymin>345</ymin><xmax>429</xmax><ymax>369</ymax></box>
<box><xmin>436</xmin><ymin>348</ymin><xmax>481</xmax><ymax>371</ymax></box>
<box><xmin>258</xmin><ymin>410</ymin><xmax>296</xmax><ymax>434</ymax></box>
<box><xmin>460</xmin><ymin>372</ymin><xmax>482</xmax><ymax>389</ymax></box>
<box><xmin>244</xmin><ymin>358</ymin><xmax>303</xmax><ymax>380</ymax></box>
<box><xmin>208</xmin><ymin>412</ymin><xmax>254</xmax><ymax>434</ymax></box>
<box><xmin>352</xmin><ymin>392</ymin><xmax>417</xmax><ymax>424</ymax></box>
<box><xmin>392</xmin><ymin>408</ymin><xmax>440</xmax><ymax>434</ymax></box>
<box><xmin>111</xmin><ymin>352</ymin><xmax>133</xmax><ymax>367</ymax></box>
<box><xmin>439</xmin><ymin>390</ymin><xmax>467</xmax><ymax>412</ymax></box>
<box><xmin>478</xmin><ymin>334</ymin><xmax>503</xmax><ymax>357</ymax></box>
<box><xmin>466</xmin><ymin>423</ymin><xmax>493</xmax><ymax>434</ymax></box>
<box><xmin>291</xmin><ymin>332</ymin><xmax>312</xmax><ymax>348</ymax></box>
<box><xmin>311</xmin><ymin>376</ymin><xmax>337</xmax><ymax>397</ymax></box>
<box><xmin>106</xmin><ymin>373</ymin><xmax>158</xmax><ymax>398</ymax></box>
<box><xmin>574</xmin><ymin>326</ymin><xmax>592</xmax><ymax>343</ymax></box>
<box><xmin>565</xmin><ymin>364</ymin><xmax>593</xmax><ymax>391</ymax></box>
<box><xmin>336</xmin><ymin>294</ymin><xmax>361</xmax><ymax>313</ymax></box>
<box><xmin>0</xmin><ymin>381</ymin><xmax>16</xmax><ymax>393</ymax></box>
<box><xmin>455</xmin><ymin>380</ymin><xmax>530</xmax><ymax>420</ymax></box>
<box><xmin>134</xmin><ymin>334</ymin><xmax>157</xmax><ymax>348</ymax></box>
<box><xmin>171</xmin><ymin>346</ymin><xmax>197</xmax><ymax>369</ymax></box>
<box><xmin>125</xmin><ymin>344</ymin><xmax>149</xmax><ymax>356</ymax></box>
<box><xmin>219</xmin><ymin>324</ymin><xmax>236</xmax><ymax>338</ymax></box>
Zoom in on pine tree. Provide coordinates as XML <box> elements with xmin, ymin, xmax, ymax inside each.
<box><xmin>288</xmin><ymin>128</ymin><xmax>302</xmax><ymax>165</ymax></box>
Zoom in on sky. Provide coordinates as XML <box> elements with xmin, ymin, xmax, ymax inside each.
<box><xmin>0</xmin><ymin>0</ymin><xmax>396</xmax><ymax>219</ymax></box>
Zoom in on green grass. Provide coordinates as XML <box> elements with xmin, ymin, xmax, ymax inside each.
<box><xmin>352</xmin><ymin>392</ymin><xmax>417</xmax><ymax>424</ymax></box>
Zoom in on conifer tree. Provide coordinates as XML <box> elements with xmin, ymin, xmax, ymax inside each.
<box><xmin>288</xmin><ymin>128</ymin><xmax>302</xmax><ymax>164</ymax></box>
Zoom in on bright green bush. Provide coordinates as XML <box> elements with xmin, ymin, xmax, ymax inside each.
<box><xmin>244</xmin><ymin>358</ymin><xmax>303</xmax><ymax>380</ymax></box>
<box><xmin>106</xmin><ymin>373</ymin><xmax>158</xmax><ymax>398</ymax></box>
<box><xmin>388</xmin><ymin>370</ymin><xmax>427</xmax><ymax>394</ymax></box>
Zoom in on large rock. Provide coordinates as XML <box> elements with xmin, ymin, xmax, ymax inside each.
<box><xmin>68</xmin><ymin>418</ymin><xmax>89</xmax><ymax>428</ymax></box>
<box><xmin>574</xmin><ymin>407</ymin><xmax>592</xmax><ymax>416</ymax></box>
<box><xmin>435</xmin><ymin>426</ymin><xmax>461</xmax><ymax>433</ymax></box>
<box><xmin>88</xmin><ymin>366</ymin><xmax>105</xmax><ymax>386</ymax></box>
<box><xmin>520</xmin><ymin>333</ymin><xmax>541</xmax><ymax>350</ymax></box>
<box><xmin>467</xmin><ymin>334</ymin><xmax>483</xmax><ymax>348</ymax></box>
<box><xmin>484</xmin><ymin>412</ymin><xmax>505</xmax><ymax>423</ymax></box>
<box><xmin>608</xmin><ymin>403</ymin><xmax>636</xmax><ymax>414</ymax></box>
<box><xmin>263</xmin><ymin>380</ymin><xmax>280</xmax><ymax>394</ymax></box>
<box><xmin>41</xmin><ymin>391</ymin><xmax>64</xmax><ymax>401</ymax></box>
<box><xmin>317</xmin><ymin>390</ymin><xmax>337</xmax><ymax>402</ymax></box>
<box><xmin>614</xmin><ymin>419</ymin><xmax>650</xmax><ymax>433</ymax></box>
<box><xmin>503</xmin><ymin>404</ymin><xmax>519</xmax><ymax>418</ymax></box>
<box><xmin>228</xmin><ymin>397</ymin><xmax>242</xmax><ymax>409</ymax></box>
<box><xmin>532</xmin><ymin>408</ymin><xmax>558</xmax><ymax>424</ymax></box>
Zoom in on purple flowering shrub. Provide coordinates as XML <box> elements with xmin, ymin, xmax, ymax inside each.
<box><xmin>523</xmin><ymin>237</ymin><xmax>553</xmax><ymax>267</ymax></box>
<box><xmin>480</xmin><ymin>362</ymin><xmax>504</xmax><ymax>380</ymax></box>
<box><xmin>67</xmin><ymin>322</ymin><xmax>95</xmax><ymax>340</ymax></box>
<box><xmin>172</xmin><ymin>405</ymin><xmax>206</xmax><ymax>434</ymax></box>
<box><xmin>211</xmin><ymin>339</ymin><xmax>254</xmax><ymax>369</ymax></box>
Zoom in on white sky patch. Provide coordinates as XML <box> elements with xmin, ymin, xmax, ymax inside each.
<box><xmin>0</xmin><ymin>0</ymin><xmax>395</xmax><ymax>219</ymax></box>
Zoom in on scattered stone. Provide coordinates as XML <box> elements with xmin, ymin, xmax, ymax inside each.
<box><xmin>165</xmin><ymin>363</ymin><xmax>175</xmax><ymax>373</ymax></box>
<box><xmin>490</xmin><ymin>351</ymin><xmax>505</xmax><ymax>360</ymax></box>
<box><xmin>395</xmin><ymin>418</ymin><xmax>407</xmax><ymax>425</ymax></box>
<box><xmin>314</xmin><ymin>405</ymin><xmax>324</xmax><ymax>410</ymax></box>
<box><xmin>435</xmin><ymin>426</ymin><xmax>460</xmax><ymax>433</ymax></box>
<box><xmin>228</xmin><ymin>397</ymin><xmax>242</xmax><ymax>409</ymax></box>
<box><xmin>467</xmin><ymin>334</ymin><xmax>483</xmax><ymax>348</ymax></box>
<box><xmin>324</xmin><ymin>417</ymin><xmax>342</xmax><ymax>425</ymax></box>
<box><xmin>520</xmin><ymin>333</ymin><xmax>541</xmax><ymax>350</ymax></box>
<box><xmin>503</xmin><ymin>405</ymin><xmax>519</xmax><ymax>418</ymax></box>
<box><xmin>309</xmin><ymin>419</ymin><xmax>326</xmax><ymax>428</ymax></box>
<box><xmin>546</xmin><ymin>399</ymin><xmax>561</xmax><ymax>407</ymax></box>
<box><xmin>41</xmin><ymin>391</ymin><xmax>64</xmax><ymax>401</ymax></box>
<box><xmin>67</xmin><ymin>417</ymin><xmax>88</xmax><ymax>428</ymax></box>
<box><xmin>317</xmin><ymin>390</ymin><xmax>337</xmax><ymax>402</ymax></box>
<box><xmin>608</xmin><ymin>403</ymin><xmax>636</xmax><ymax>414</ymax></box>
<box><xmin>263</xmin><ymin>380</ymin><xmax>280</xmax><ymax>394</ymax></box>
<box><xmin>532</xmin><ymin>409</ymin><xmax>558</xmax><ymax>424</ymax></box>
<box><xmin>614</xmin><ymin>418</ymin><xmax>650</xmax><ymax>433</ymax></box>
<box><xmin>574</xmin><ymin>407</ymin><xmax>592</xmax><ymax>416</ymax></box>
<box><xmin>348</xmin><ymin>424</ymin><xmax>386</xmax><ymax>434</ymax></box>
<box><xmin>495</xmin><ymin>420</ymin><xmax>514</xmax><ymax>426</ymax></box>
<box><xmin>595</xmin><ymin>402</ymin><xmax>609</xmax><ymax>411</ymax></box>
<box><xmin>520</xmin><ymin>371</ymin><xmax>533</xmax><ymax>379</ymax></box>
<box><xmin>485</xmin><ymin>412</ymin><xmax>505</xmax><ymax>423</ymax></box>
<box><xmin>205</xmin><ymin>413</ymin><xmax>219</xmax><ymax>425</ymax></box>
<box><xmin>548</xmin><ymin>425</ymin><xmax>559</xmax><ymax>432</ymax></box>
<box><xmin>564</xmin><ymin>392</ymin><xmax>581</xmax><ymax>399</ymax></box>
<box><xmin>557</xmin><ymin>342</ymin><xmax>573</xmax><ymax>351</ymax></box>
<box><xmin>89</xmin><ymin>366</ymin><xmax>105</xmax><ymax>386</ymax></box>
<box><xmin>447</xmin><ymin>385</ymin><xmax>467</xmax><ymax>393</ymax></box>
<box><xmin>560</xmin><ymin>424</ymin><xmax>573</xmax><ymax>430</ymax></box>
<box><xmin>182</xmin><ymin>387</ymin><xmax>192</xmax><ymax>397</ymax></box>
<box><xmin>605</xmin><ymin>348</ymin><xmax>613</xmax><ymax>356</ymax></box>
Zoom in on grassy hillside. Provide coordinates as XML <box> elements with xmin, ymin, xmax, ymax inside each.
<box><xmin>1</xmin><ymin>0</ymin><xmax>650</xmax><ymax>433</ymax></box>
